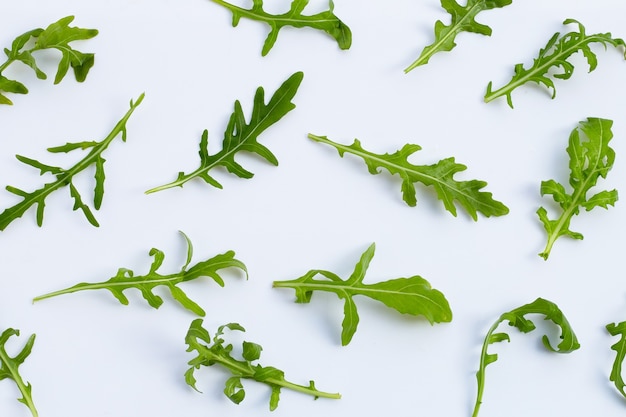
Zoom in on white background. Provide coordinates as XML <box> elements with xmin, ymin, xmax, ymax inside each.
<box><xmin>1</xmin><ymin>0</ymin><xmax>626</xmax><ymax>415</ymax></box>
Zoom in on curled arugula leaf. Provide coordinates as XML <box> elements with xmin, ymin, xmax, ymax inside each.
<box><xmin>185</xmin><ymin>319</ymin><xmax>340</xmax><ymax>410</ymax></box>
<box><xmin>0</xmin><ymin>15</ymin><xmax>98</xmax><ymax>105</ymax></box>
<box><xmin>273</xmin><ymin>243</ymin><xmax>452</xmax><ymax>346</ymax></box>
<box><xmin>537</xmin><ymin>118</ymin><xmax>617</xmax><ymax>260</ymax></box>
<box><xmin>405</xmin><ymin>0</ymin><xmax>512</xmax><ymax>73</ymax></box>
<box><xmin>606</xmin><ymin>321</ymin><xmax>626</xmax><ymax>400</ymax></box>
<box><xmin>146</xmin><ymin>72</ymin><xmax>303</xmax><ymax>194</ymax></box>
<box><xmin>308</xmin><ymin>133</ymin><xmax>508</xmax><ymax>220</ymax></box>
<box><xmin>472</xmin><ymin>298</ymin><xmax>579</xmax><ymax>417</ymax></box>
<box><xmin>209</xmin><ymin>0</ymin><xmax>351</xmax><ymax>56</ymax></box>
<box><xmin>485</xmin><ymin>19</ymin><xmax>626</xmax><ymax>108</ymax></box>
<box><xmin>0</xmin><ymin>94</ymin><xmax>144</xmax><ymax>231</ymax></box>
<box><xmin>33</xmin><ymin>232</ymin><xmax>247</xmax><ymax>316</ymax></box>
<box><xmin>0</xmin><ymin>328</ymin><xmax>37</xmax><ymax>417</ymax></box>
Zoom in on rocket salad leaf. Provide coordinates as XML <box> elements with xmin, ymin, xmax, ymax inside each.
<box><xmin>0</xmin><ymin>328</ymin><xmax>38</xmax><ymax>417</ymax></box>
<box><xmin>273</xmin><ymin>243</ymin><xmax>452</xmax><ymax>345</ymax></box>
<box><xmin>607</xmin><ymin>321</ymin><xmax>626</xmax><ymax>400</ymax></box>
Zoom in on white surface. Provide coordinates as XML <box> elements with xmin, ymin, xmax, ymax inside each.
<box><xmin>1</xmin><ymin>0</ymin><xmax>626</xmax><ymax>415</ymax></box>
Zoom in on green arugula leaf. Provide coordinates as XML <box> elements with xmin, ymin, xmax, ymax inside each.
<box><xmin>0</xmin><ymin>328</ymin><xmax>38</xmax><ymax>417</ymax></box>
<box><xmin>472</xmin><ymin>298</ymin><xmax>579</xmax><ymax>417</ymax></box>
<box><xmin>273</xmin><ymin>243</ymin><xmax>452</xmax><ymax>345</ymax></box>
<box><xmin>308</xmin><ymin>133</ymin><xmax>508</xmax><ymax>220</ymax></box>
<box><xmin>209</xmin><ymin>0</ymin><xmax>351</xmax><ymax>56</ymax></box>
<box><xmin>33</xmin><ymin>232</ymin><xmax>247</xmax><ymax>316</ymax></box>
<box><xmin>146</xmin><ymin>72</ymin><xmax>303</xmax><ymax>194</ymax></box>
<box><xmin>405</xmin><ymin>0</ymin><xmax>512</xmax><ymax>73</ymax></box>
<box><xmin>606</xmin><ymin>321</ymin><xmax>626</xmax><ymax>399</ymax></box>
<box><xmin>485</xmin><ymin>19</ymin><xmax>626</xmax><ymax>108</ymax></box>
<box><xmin>0</xmin><ymin>16</ymin><xmax>98</xmax><ymax>105</ymax></box>
<box><xmin>537</xmin><ymin>117</ymin><xmax>617</xmax><ymax>260</ymax></box>
<box><xmin>0</xmin><ymin>94</ymin><xmax>144</xmax><ymax>231</ymax></box>
<box><xmin>185</xmin><ymin>319</ymin><xmax>340</xmax><ymax>410</ymax></box>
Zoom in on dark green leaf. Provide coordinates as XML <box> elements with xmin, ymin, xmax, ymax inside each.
<box><xmin>606</xmin><ymin>321</ymin><xmax>626</xmax><ymax>399</ymax></box>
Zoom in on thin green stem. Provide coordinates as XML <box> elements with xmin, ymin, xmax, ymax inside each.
<box><xmin>472</xmin><ymin>319</ymin><xmax>503</xmax><ymax>417</ymax></box>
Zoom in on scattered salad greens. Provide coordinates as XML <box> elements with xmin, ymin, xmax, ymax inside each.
<box><xmin>606</xmin><ymin>321</ymin><xmax>626</xmax><ymax>400</ymax></box>
<box><xmin>185</xmin><ymin>319</ymin><xmax>340</xmax><ymax>410</ymax></box>
<box><xmin>0</xmin><ymin>94</ymin><xmax>144</xmax><ymax>231</ymax></box>
<box><xmin>0</xmin><ymin>16</ymin><xmax>98</xmax><ymax>105</ymax></box>
<box><xmin>273</xmin><ymin>243</ymin><xmax>452</xmax><ymax>345</ymax></box>
<box><xmin>33</xmin><ymin>232</ymin><xmax>247</xmax><ymax>316</ymax></box>
<box><xmin>405</xmin><ymin>0</ymin><xmax>512</xmax><ymax>72</ymax></box>
<box><xmin>308</xmin><ymin>133</ymin><xmax>508</xmax><ymax>220</ymax></box>
<box><xmin>146</xmin><ymin>72</ymin><xmax>303</xmax><ymax>194</ymax></box>
<box><xmin>0</xmin><ymin>328</ymin><xmax>37</xmax><ymax>417</ymax></box>
<box><xmin>207</xmin><ymin>0</ymin><xmax>351</xmax><ymax>56</ymax></box>
<box><xmin>472</xmin><ymin>298</ymin><xmax>579</xmax><ymax>417</ymax></box>
<box><xmin>485</xmin><ymin>19</ymin><xmax>626</xmax><ymax>108</ymax></box>
<box><xmin>537</xmin><ymin>117</ymin><xmax>617</xmax><ymax>260</ymax></box>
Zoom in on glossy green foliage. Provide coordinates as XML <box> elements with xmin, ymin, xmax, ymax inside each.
<box><xmin>146</xmin><ymin>72</ymin><xmax>303</xmax><ymax>194</ymax></box>
<box><xmin>0</xmin><ymin>328</ymin><xmax>38</xmax><ymax>417</ymax></box>
<box><xmin>185</xmin><ymin>319</ymin><xmax>340</xmax><ymax>410</ymax></box>
<box><xmin>607</xmin><ymin>321</ymin><xmax>626</xmax><ymax>399</ymax></box>
<box><xmin>405</xmin><ymin>0</ymin><xmax>512</xmax><ymax>72</ymax></box>
<box><xmin>0</xmin><ymin>94</ymin><xmax>144</xmax><ymax>231</ymax></box>
<box><xmin>472</xmin><ymin>298</ymin><xmax>579</xmax><ymax>417</ymax></box>
<box><xmin>309</xmin><ymin>134</ymin><xmax>508</xmax><ymax>220</ymax></box>
<box><xmin>0</xmin><ymin>16</ymin><xmax>98</xmax><ymax>105</ymax></box>
<box><xmin>209</xmin><ymin>0</ymin><xmax>351</xmax><ymax>56</ymax></box>
<box><xmin>485</xmin><ymin>19</ymin><xmax>626</xmax><ymax>107</ymax></box>
<box><xmin>33</xmin><ymin>232</ymin><xmax>247</xmax><ymax>316</ymax></box>
<box><xmin>537</xmin><ymin>118</ymin><xmax>617</xmax><ymax>260</ymax></box>
<box><xmin>273</xmin><ymin>243</ymin><xmax>452</xmax><ymax>345</ymax></box>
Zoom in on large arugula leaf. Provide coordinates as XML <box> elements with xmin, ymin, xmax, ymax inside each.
<box><xmin>0</xmin><ymin>94</ymin><xmax>144</xmax><ymax>231</ymax></box>
<box><xmin>185</xmin><ymin>319</ymin><xmax>340</xmax><ymax>410</ymax></box>
<box><xmin>0</xmin><ymin>15</ymin><xmax>98</xmax><ymax>105</ymax></box>
<box><xmin>209</xmin><ymin>0</ymin><xmax>351</xmax><ymax>56</ymax></box>
<box><xmin>0</xmin><ymin>328</ymin><xmax>38</xmax><ymax>417</ymax></box>
<box><xmin>485</xmin><ymin>19</ymin><xmax>626</xmax><ymax>108</ymax></box>
<box><xmin>472</xmin><ymin>298</ymin><xmax>579</xmax><ymax>417</ymax></box>
<box><xmin>33</xmin><ymin>232</ymin><xmax>247</xmax><ymax>316</ymax></box>
<box><xmin>606</xmin><ymin>321</ymin><xmax>626</xmax><ymax>400</ymax></box>
<box><xmin>308</xmin><ymin>133</ymin><xmax>508</xmax><ymax>220</ymax></box>
<box><xmin>537</xmin><ymin>118</ymin><xmax>617</xmax><ymax>260</ymax></box>
<box><xmin>273</xmin><ymin>243</ymin><xmax>452</xmax><ymax>346</ymax></box>
<box><xmin>146</xmin><ymin>72</ymin><xmax>303</xmax><ymax>194</ymax></box>
<box><xmin>405</xmin><ymin>0</ymin><xmax>512</xmax><ymax>73</ymax></box>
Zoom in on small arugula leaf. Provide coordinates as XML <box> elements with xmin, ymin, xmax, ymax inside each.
<box><xmin>273</xmin><ymin>243</ymin><xmax>452</xmax><ymax>345</ymax></box>
<box><xmin>485</xmin><ymin>19</ymin><xmax>626</xmax><ymax>107</ymax></box>
<box><xmin>0</xmin><ymin>94</ymin><xmax>144</xmax><ymax>231</ymax></box>
<box><xmin>185</xmin><ymin>319</ymin><xmax>340</xmax><ymax>410</ymax></box>
<box><xmin>146</xmin><ymin>72</ymin><xmax>303</xmax><ymax>194</ymax></box>
<box><xmin>33</xmin><ymin>232</ymin><xmax>248</xmax><ymax>316</ymax></box>
<box><xmin>0</xmin><ymin>328</ymin><xmax>38</xmax><ymax>417</ymax></box>
<box><xmin>309</xmin><ymin>133</ymin><xmax>508</xmax><ymax>220</ymax></box>
<box><xmin>537</xmin><ymin>117</ymin><xmax>617</xmax><ymax>260</ymax></box>
<box><xmin>209</xmin><ymin>0</ymin><xmax>351</xmax><ymax>56</ymax></box>
<box><xmin>607</xmin><ymin>321</ymin><xmax>626</xmax><ymax>399</ymax></box>
<box><xmin>405</xmin><ymin>0</ymin><xmax>512</xmax><ymax>72</ymax></box>
<box><xmin>472</xmin><ymin>298</ymin><xmax>579</xmax><ymax>417</ymax></box>
<box><xmin>0</xmin><ymin>16</ymin><xmax>98</xmax><ymax>105</ymax></box>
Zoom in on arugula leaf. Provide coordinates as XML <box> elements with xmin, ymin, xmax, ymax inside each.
<box><xmin>0</xmin><ymin>328</ymin><xmax>38</xmax><ymax>417</ymax></box>
<box><xmin>308</xmin><ymin>133</ymin><xmax>508</xmax><ymax>220</ymax></box>
<box><xmin>185</xmin><ymin>319</ymin><xmax>340</xmax><ymax>410</ymax></box>
<box><xmin>33</xmin><ymin>232</ymin><xmax>247</xmax><ymax>316</ymax></box>
<box><xmin>273</xmin><ymin>243</ymin><xmax>452</xmax><ymax>346</ymax></box>
<box><xmin>404</xmin><ymin>0</ymin><xmax>512</xmax><ymax>73</ymax></box>
<box><xmin>537</xmin><ymin>118</ymin><xmax>617</xmax><ymax>260</ymax></box>
<box><xmin>472</xmin><ymin>298</ymin><xmax>579</xmax><ymax>417</ymax></box>
<box><xmin>606</xmin><ymin>321</ymin><xmax>626</xmax><ymax>399</ymax></box>
<box><xmin>146</xmin><ymin>72</ymin><xmax>303</xmax><ymax>194</ymax></box>
<box><xmin>485</xmin><ymin>19</ymin><xmax>626</xmax><ymax>108</ymax></box>
<box><xmin>0</xmin><ymin>16</ymin><xmax>98</xmax><ymax>105</ymax></box>
<box><xmin>0</xmin><ymin>94</ymin><xmax>144</xmax><ymax>231</ymax></box>
<box><xmin>208</xmin><ymin>0</ymin><xmax>351</xmax><ymax>56</ymax></box>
